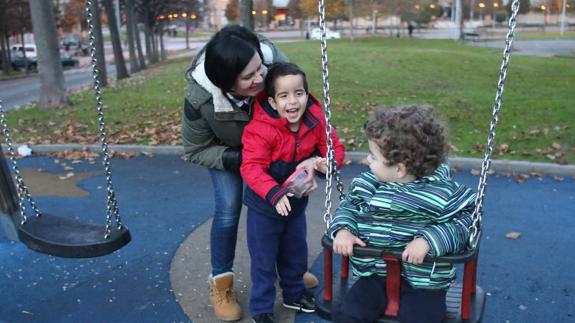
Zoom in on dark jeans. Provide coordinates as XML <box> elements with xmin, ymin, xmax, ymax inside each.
<box><xmin>208</xmin><ymin>168</ymin><xmax>243</xmax><ymax>276</ymax></box>
<box><xmin>246</xmin><ymin>208</ymin><xmax>308</xmax><ymax>316</ymax></box>
<box><xmin>332</xmin><ymin>275</ymin><xmax>447</xmax><ymax>323</ymax></box>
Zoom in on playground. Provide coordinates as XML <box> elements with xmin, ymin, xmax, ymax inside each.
<box><xmin>0</xmin><ymin>154</ymin><xmax>573</xmax><ymax>322</ymax></box>
<box><xmin>1</xmin><ymin>1</ymin><xmax>575</xmax><ymax>322</ymax></box>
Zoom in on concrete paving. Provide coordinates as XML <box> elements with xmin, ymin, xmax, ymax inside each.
<box><xmin>1</xmin><ymin>154</ymin><xmax>574</xmax><ymax>323</ymax></box>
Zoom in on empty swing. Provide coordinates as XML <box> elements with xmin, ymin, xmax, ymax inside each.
<box><xmin>0</xmin><ymin>0</ymin><xmax>130</xmax><ymax>258</ymax></box>
<box><xmin>313</xmin><ymin>0</ymin><xmax>522</xmax><ymax>321</ymax></box>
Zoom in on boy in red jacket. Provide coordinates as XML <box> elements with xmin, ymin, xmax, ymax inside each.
<box><xmin>241</xmin><ymin>62</ymin><xmax>345</xmax><ymax>323</ymax></box>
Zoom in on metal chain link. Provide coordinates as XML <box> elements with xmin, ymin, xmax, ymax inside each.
<box><xmin>318</xmin><ymin>0</ymin><xmax>345</xmax><ymax>230</ymax></box>
<box><xmin>86</xmin><ymin>0</ymin><xmax>123</xmax><ymax>238</ymax></box>
<box><xmin>469</xmin><ymin>0</ymin><xmax>520</xmax><ymax>248</ymax></box>
<box><xmin>0</xmin><ymin>101</ymin><xmax>42</xmax><ymax>224</ymax></box>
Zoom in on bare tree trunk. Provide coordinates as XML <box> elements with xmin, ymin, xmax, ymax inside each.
<box><xmin>1</xmin><ymin>32</ymin><xmax>12</xmax><ymax>73</ymax></box>
<box><xmin>125</xmin><ymin>0</ymin><xmax>138</xmax><ymax>73</ymax></box>
<box><xmin>89</xmin><ymin>0</ymin><xmax>107</xmax><ymax>87</ymax></box>
<box><xmin>135</xmin><ymin>23</ymin><xmax>146</xmax><ymax>70</ymax></box>
<box><xmin>240</xmin><ymin>0</ymin><xmax>254</xmax><ymax>31</ymax></box>
<box><xmin>348</xmin><ymin>0</ymin><xmax>354</xmax><ymax>40</ymax></box>
<box><xmin>102</xmin><ymin>0</ymin><xmax>129</xmax><ymax>80</ymax></box>
<box><xmin>159</xmin><ymin>28</ymin><xmax>166</xmax><ymax>61</ymax></box>
<box><xmin>185</xmin><ymin>15</ymin><xmax>190</xmax><ymax>49</ymax></box>
<box><xmin>29</xmin><ymin>0</ymin><xmax>69</xmax><ymax>108</ymax></box>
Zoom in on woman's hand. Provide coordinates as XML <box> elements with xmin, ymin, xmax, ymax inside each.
<box><xmin>314</xmin><ymin>157</ymin><xmax>328</xmax><ymax>174</ymax></box>
<box><xmin>402</xmin><ymin>237</ymin><xmax>431</xmax><ymax>265</ymax></box>
<box><xmin>275</xmin><ymin>193</ymin><xmax>293</xmax><ymax>216</ymax></box>
<box><xmin>333</xmin><ymin>229</ymin><xmax>366</xmax><ymax>257</ymax></box>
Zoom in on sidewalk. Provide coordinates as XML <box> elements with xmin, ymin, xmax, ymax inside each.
<box><xmin>1</xmin><ymin>154</ymin><xmax>574</xmax><ymax>322</ymax></box>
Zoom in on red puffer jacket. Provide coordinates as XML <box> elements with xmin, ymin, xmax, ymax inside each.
<box><xmin>241</xmin><ymin>92</ymin><xmax>345</xmax><ymax>219</ymax></box>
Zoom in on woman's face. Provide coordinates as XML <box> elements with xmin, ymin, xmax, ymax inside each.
<box><xmin>230</xmin><ymin>52</ymin><xmax>266</xmax><ymax>97</ymax></box>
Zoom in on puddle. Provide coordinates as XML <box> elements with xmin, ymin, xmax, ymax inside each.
<box><xmin>19</xmin><ymin>168</ymin><xmax>103</xmax><ymax>197</ymax></box>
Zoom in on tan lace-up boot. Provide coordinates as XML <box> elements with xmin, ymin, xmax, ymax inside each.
<box><xmin>209</xmin><ymin>272</ymin><xmax>242</xmax><ymax>321</ymax></box>
<box><xmin>303</xmin><ymin>271</ymin><xmax>319</xmax><ymax>289</ymax></box>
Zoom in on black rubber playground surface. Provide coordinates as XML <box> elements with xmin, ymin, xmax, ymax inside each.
<box><xmin>1</xmin><ymin>155</ymin><xmax>574</xmax><ymax>322</ymax></box>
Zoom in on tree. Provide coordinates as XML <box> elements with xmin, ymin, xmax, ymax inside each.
<box><xmin>87</xmin><ymin>0</ymin><xmax>108</xmax><ymax>87</ymax></box>
<box><xmin>28</xmin><ymin>0</ymin><xmax>69</xmax><ymax>108</ymax></box>
<box><xmin>59</xmin><ymin>0</ymin><xmax>85</xmax><ymax>33</ymax></box>
<box><xmin>241</xmin><ymin>0</ymin><xmax>254</xmax><ymax>30</ymax></box>
<box><xmin>226</xmin><ymin>0</ymin><xmax>240</xmax><ymax>23</ymax></box>
<box><xmin>102</xmin><ymin>0</ymin><xmax>129</xmax><ymax>80</ymax></box>
<box><xmin>126</xmin><ymin>0</ymin><xmax>139</xmax><ymax>73</ymax></box>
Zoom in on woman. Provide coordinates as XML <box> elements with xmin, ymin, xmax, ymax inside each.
<box><xmin>181</xmin><ymin>25</ymin><xmax>318</xmax><ymax>321</ymax></box>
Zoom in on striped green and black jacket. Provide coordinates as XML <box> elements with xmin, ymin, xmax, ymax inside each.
<box><xmin>327</xmin><ymin>164</ymin><xmax>476</xmax><ymax>289</ymax></box>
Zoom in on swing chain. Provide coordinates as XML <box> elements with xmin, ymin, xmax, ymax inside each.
<box><xmin>318</xmin><ymin>0</ymin><xmax>345</xmax><ymax>230</ymax></box>
<box><xmin>86</xmin><ymin>0</ymin><xmax>123</xmax><ymax>238</ymax></box>
<box><xmin>0</xmin><ymin>101</ymin><xmax>42</xmax><ymax>224</ymax></box>
<box><xmin>469</xmin><ymin>0</ymin><xmax>520</xmax><ymax>249</ymax></box>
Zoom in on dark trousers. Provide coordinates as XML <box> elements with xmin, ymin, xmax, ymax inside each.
<box><xmin>332</xmin><ymin>275</ymin><xmax>447</xmax><ymax>323</ymax></box>
<box><xmin>246</xmin><ymin>208</ymin><xmax>308</xmax><ymax>316</ymax></box>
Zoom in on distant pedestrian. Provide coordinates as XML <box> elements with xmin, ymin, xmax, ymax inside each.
<box><xmin>408</xmin><ymin>22</ymin><xmax>414</xmax><ymax>37</ymax></box>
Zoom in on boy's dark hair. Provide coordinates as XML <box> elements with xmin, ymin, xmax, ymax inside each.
<box><xmin>204</xmin><ymin>25</ymin><xmax>263</xmax><ymax>92</ymax></box>
<box><xmin>364</xmin><ymin>105</ymin><xmax>448</xmax><ymax>178</ymax></box>
<box><xmin>264</xmin><ymin>62</ymin><xmax>308</xmax><ymax>98</ymax></box>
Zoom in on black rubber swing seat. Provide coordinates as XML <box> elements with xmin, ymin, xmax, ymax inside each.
<box><xmin>17</xmin><ymin>213</ymin><xmax>131</xmax><ymax>258</ymax></box>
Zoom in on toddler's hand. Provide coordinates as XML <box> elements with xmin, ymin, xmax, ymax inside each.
<box><xmin>402</xmin><ymin>237</ymin><xmax>431</xmax><ymax>265</ymax></box>
<box><xmin>333</xmin><ymin>229</ymin><xmax>366</xmax><ymax>257</ymax></box>
<box><xmin>275</xmin><ymin>194</ymin><xmax>293</xmax><ymax>216</ymax></box>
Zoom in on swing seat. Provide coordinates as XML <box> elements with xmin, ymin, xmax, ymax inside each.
<box><xmin>17</xmin><ymin>213</ymin><xmax>131</xmax><ymax>258</ymax></box>
<box><xmin>316</xmin><ymin>235</ymin><xmax>485</xmax><ymax>323</ymax></box>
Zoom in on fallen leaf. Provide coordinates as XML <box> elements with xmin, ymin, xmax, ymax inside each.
<box><xmin>516</xmin><ymin>174</ymin><xmax>529</xmax><ymax>183</ymax></box>
<box><xmin>553</xmin><ymin>176</ymin><xmax>564</xmax><ymax>182</ymax></box>
<box><xmin>344</xmin><ymin>159</ymin><xmax>352</xmax><ymax>165</ymax></box>
<box><xmin>470</xmin><ymin>169</ymin><xmax>480</xmax><ymax>176</ymax></box>
<box><xmin>505</xmin><ymin>231</ymin><xmax>521</xmax><ymax>239</ymax></box>
<box><xmin>498</xmin><ymin>143</ymin><xmax>510</xmax><ymax>154</ymax></box>
<box><xmin>552</xmin><ymin>142</ymin><xmax>562</xmax><ymax>150</ymax></box>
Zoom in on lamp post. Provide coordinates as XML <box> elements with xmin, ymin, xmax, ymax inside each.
<box><xmin>478</xmin><ymin>2</ymin><xmax>485</xmax><ymax>22</ymax></box>
<box><xmin>262</xmin><ymin>9</ymin><xmax>268</xmax><ymax>30</ymax></box>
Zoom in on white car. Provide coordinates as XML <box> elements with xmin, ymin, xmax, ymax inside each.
<box><xmin>11</xmin><ymin>44</ymin><xmax>37</xmax><ymax>58</ymax></box>
<box><xmin>309</xmin><ymin>28</ymin><xmax>341</xmax><ymax>40</ymax></box>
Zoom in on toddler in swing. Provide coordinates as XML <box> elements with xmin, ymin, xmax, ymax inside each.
<box><xmin>240</xmin><ymin>62</ymin><xmax>345</xmax><ymax>323</ymax></box>
<box><xmin>328</xmin><ymin>105</ymin><xmax>476</xmax><ymax>323</ymax></box>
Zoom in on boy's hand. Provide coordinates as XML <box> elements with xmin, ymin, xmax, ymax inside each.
<box><xmin>314</xmin><ymin>157</ymin><xmax>328</xmax><ymax>174</ymax></box>
<box><xmin>275</xmin><ymin>193</ymin><xmax>293</xmax><ymax>216</ymax></box>
<box><xmin>333</xmin><ymin>229</ymin><xmax>366</xmax><ymax>256</ymax></box>
<box><xmin>402</xmin><ymin>237</ymin><xmax>431</xmax><ymax>265</ymax></box>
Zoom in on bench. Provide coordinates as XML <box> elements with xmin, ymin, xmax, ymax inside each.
<box><xmin>464</xmin><ymin>31</ymin><xmax>481</xmax><ymax>41</ymax></box>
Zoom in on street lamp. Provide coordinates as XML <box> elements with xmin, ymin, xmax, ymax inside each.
<box><xmin>478</xmin><ymin>2</ymin><xmax>485</xmax><ymax>21</ymax></box>
<box><xmin>414</xmin><ymin>4</ymin><xmax>421</xmax><ymax>10</ymax></box>
<box><xmin>429</xmin><ymin>3</ymin><xmax>436</xmax><ymax>9</ymax></box>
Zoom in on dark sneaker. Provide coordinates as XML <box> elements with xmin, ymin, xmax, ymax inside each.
<box><xmin>252</xmin><ymin>313</ymin><xmax>274</xmax><ymax>323</ymax></box>
<box><xmin>282</xmin><ymin>292</ymin><xmax>316</xmax><ymax>313</ymax></box>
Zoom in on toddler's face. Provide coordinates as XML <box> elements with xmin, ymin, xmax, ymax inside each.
<box><xmin>367</xmin><ymin>140</ymin><xmax>403</xmax><ymax>183</ymax></box>
<box><xmin>268</xmin><ymin>74</ymin><xmax>308</xmax><ymax>131</ymax></box>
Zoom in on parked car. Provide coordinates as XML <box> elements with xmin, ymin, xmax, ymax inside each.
<box><xmin>61</xmin><ymin>34</ymin><xmax>88</xmax><ymax>55</ymax></box>
<box><xmin>10</xmin><ymin>44</ymin><xmax>37</xmax><ymax>58</ymax></box>
<box><xmin>309</xmin><ymin>28</ymin><xmax>341</xmax><ymax>40</ymax></box>
<box><xmin>60</xmin><ymin>51</ymin><xmax>79</xmax><ymax>68</ymax></box>
<box><xmin>0</xmin><ymin>50</ymin><xmax>37</xmax><ymax>71</ymax></box>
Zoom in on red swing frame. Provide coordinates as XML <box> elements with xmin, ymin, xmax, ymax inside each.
<box><xmin>316</xmin><ymin>235</ymin><xmax>485</xmax><ymax>322</ymax></box>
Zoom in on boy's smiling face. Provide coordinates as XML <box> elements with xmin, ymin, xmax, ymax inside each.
<box><xmin>268</xmin><ymin>74</ymin><xmax>308</xmax><ymax>131</ymax></box>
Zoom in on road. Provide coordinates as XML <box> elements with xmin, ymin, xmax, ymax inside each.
<box><xmin>0</xmin><ymin>65</ymin><xmax>117</xmax><ymax>110</ymax></box>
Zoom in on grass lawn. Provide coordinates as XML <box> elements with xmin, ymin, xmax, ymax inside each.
<box><xmin>4</xmin><ymin>38</ymin><xmax>574</xmax><ymax>164</ymax></box>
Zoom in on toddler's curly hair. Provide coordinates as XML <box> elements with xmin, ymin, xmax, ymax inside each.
<box><xmin>364</xmin><ymin>105</ymin><xmax>449</xmax><ymax>178</ymax></box>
